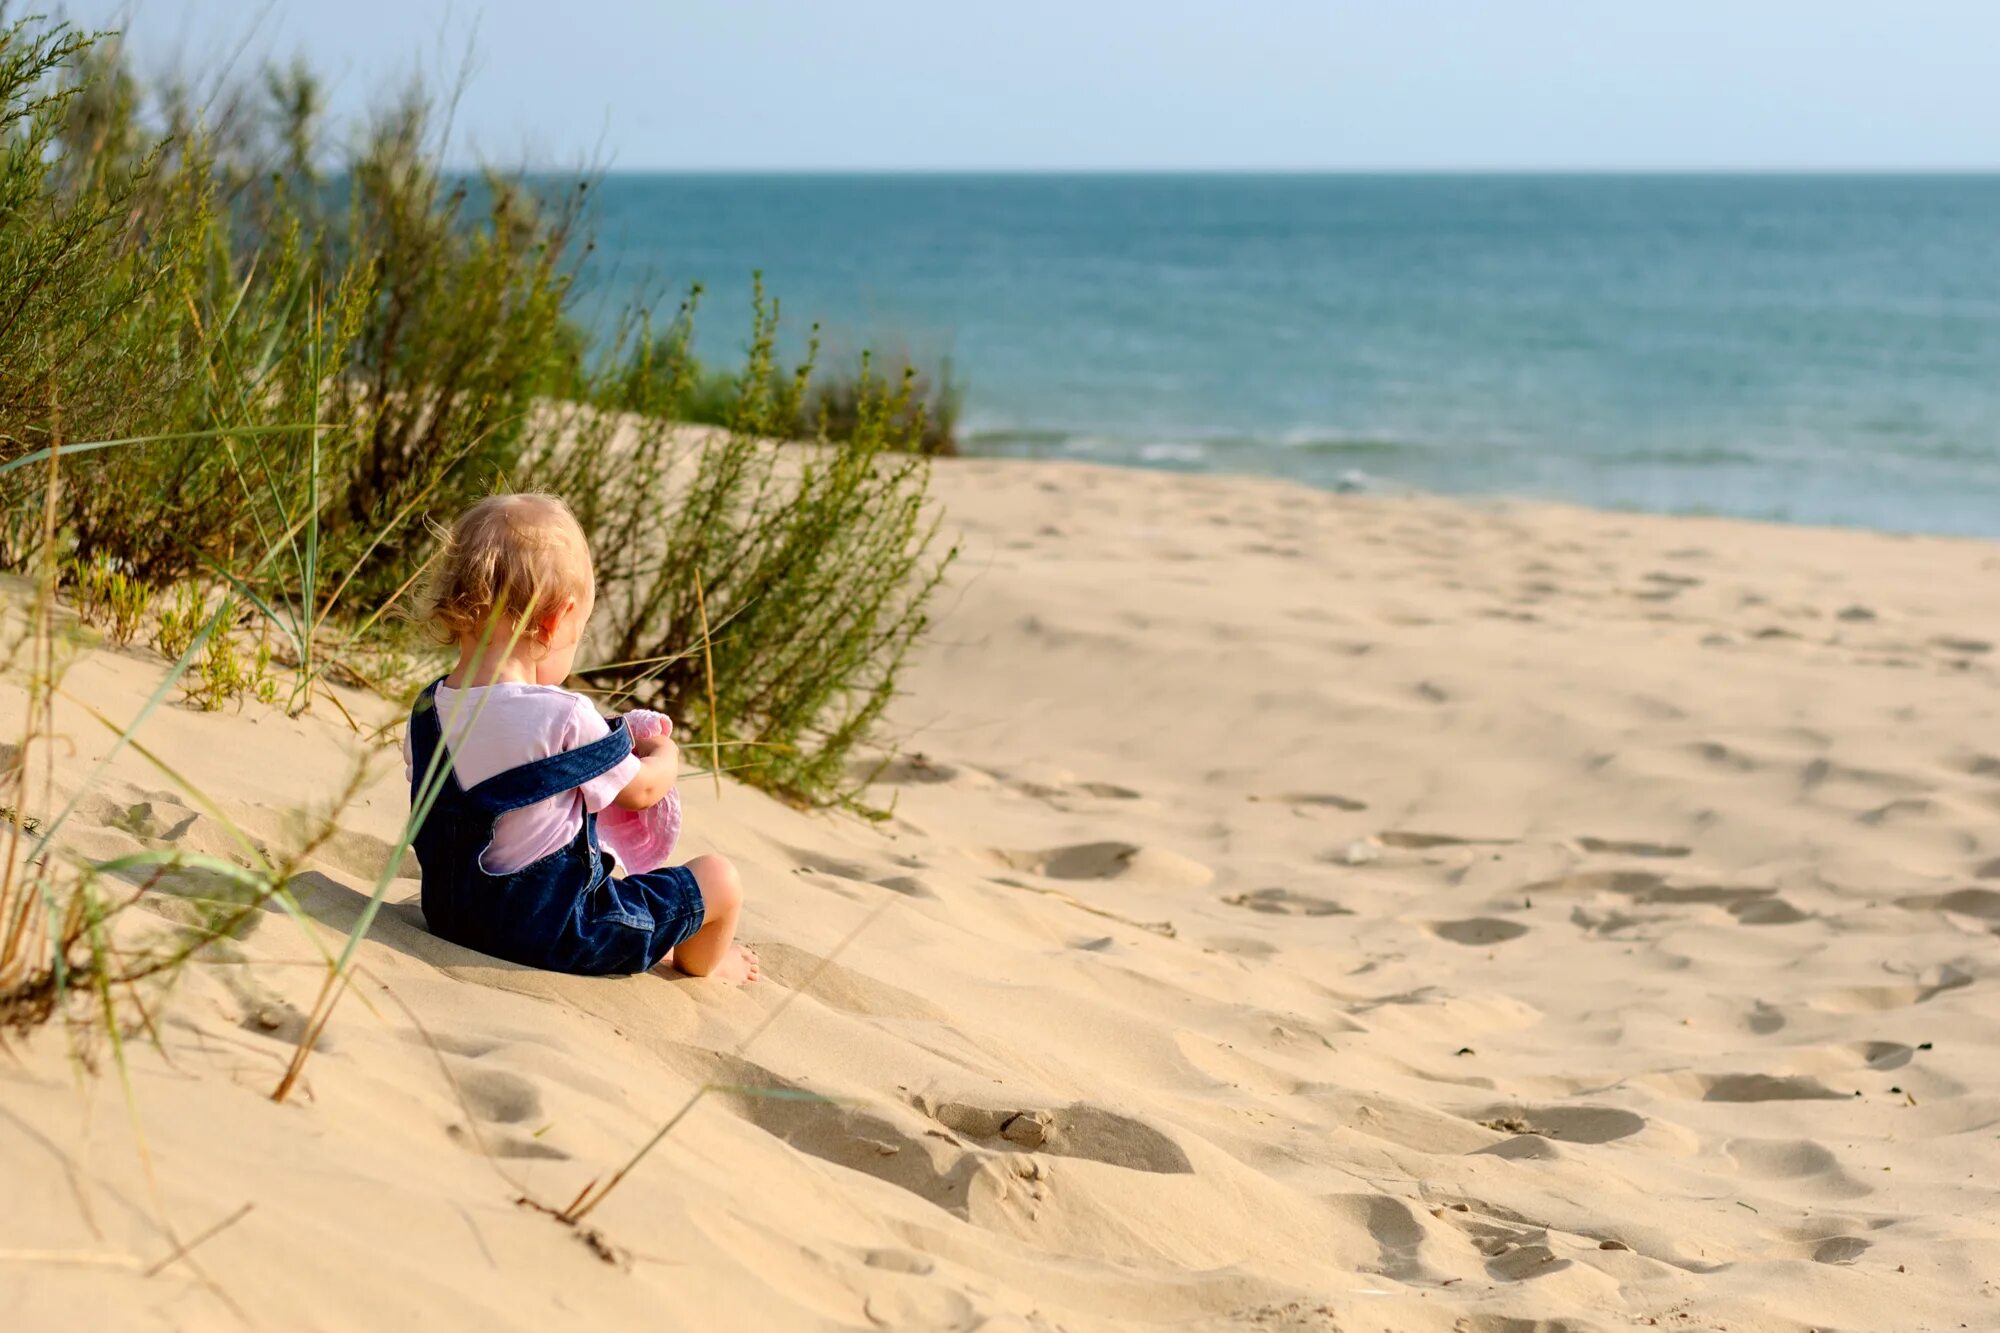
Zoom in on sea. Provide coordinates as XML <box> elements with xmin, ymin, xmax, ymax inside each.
<box><xmin>574</xmin><ymin>173</ymin><xmax>2000</xmax><ymax>537</ymax></box>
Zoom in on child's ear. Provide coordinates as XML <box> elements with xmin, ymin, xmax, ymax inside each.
<box><xmin>539</xmin><ymin>600</ymin><xmax>574</xmax><ymax>642</ymax></box>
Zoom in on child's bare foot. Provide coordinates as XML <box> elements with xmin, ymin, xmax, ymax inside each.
<box><xmin>706</xmin><ymin>944</ymin><xmax>759</xmax><ymax>985</ymax></box>
<box><xmin>650</xmin><ymin>944</ymin><xmax>759</xmax><ymax>983</ymax></box>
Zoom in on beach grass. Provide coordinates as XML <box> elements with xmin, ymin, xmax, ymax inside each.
<box><xmin>0</xmin><ymin>15</ymin><xmax>950</xmax><ymax>798</ymax></box>
<box><xmin>0</xmin><ymin>12</ymin><xmax>948</xmax><ymax>1047</ymax></box>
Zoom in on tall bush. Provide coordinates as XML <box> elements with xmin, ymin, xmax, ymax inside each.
<box><xmin>531</xmin><ymin>281</ymin><xmax>955</xmax><ymax>806</ymax></box>
<box><xmin>0</xmin><ymin>17</ymin><xmax>954</xmax><ymax>807</ymax></box>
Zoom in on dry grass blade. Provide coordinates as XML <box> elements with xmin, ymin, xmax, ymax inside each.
<box><xmin>0</xmin><ymin>423</ymin><xmax>332</xmax><ymax>479</ymax></box>
<box><xmin>693</xmin><ymin>566</ymin><xmax>721</xmax><ymax>800</ymax></box>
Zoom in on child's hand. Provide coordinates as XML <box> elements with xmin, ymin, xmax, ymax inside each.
<box><xmin>613</xmin><ymin>734</ymin><xmax>679</xmax><ymax>810</ymax></box>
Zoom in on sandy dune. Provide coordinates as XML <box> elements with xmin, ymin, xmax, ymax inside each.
<box><xmin>5</xmin><ymin>458</ymin><xmax>2000</xmax><ymax>1331</ymax></box>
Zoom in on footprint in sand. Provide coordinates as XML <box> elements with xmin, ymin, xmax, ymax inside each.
<box><xmin>1859</xmin><ymin>796</ymin><xmax>1941</xmax><ymax>826</ymax></box>
<box><xmin>1448</xmin><ymin>1216</ymin><xmax>1568</xmax><ymax>1280</ymax></box>
<box><xmin>872</xmin><ymin>874</ymin><xmax>940</xmax><ymax>901</ymax></box>
<box><xmin>1724</xmin><ymin>1140</ymin><xmax>1870</xmax><ymax>1202</ymax></box>
<box><xmin>1800</xmin><ymin>756</ymin><xmax>1930</xmax><ymax>796</ymax></box>
<box><xmin>1012</xmin><ymin>777</ymin><xmax>1143</xmax><ymax>802</ymax></box>
<box><xmin>857</xmin><ymin>1283</ymin><xmax>977</xmax><ymax>1331</ymax></box>
<box><xmin>1897</xmin><ymin>887</ymin><xmax>2000</xmax><ymax>920</ymax></box>
<box><xmin>923</xmin><ymin>1097</ymin><xmax>1193</xmax><ymax>1175</ymax></box>
<box><xmin>1729</xmin><ymin>897</ymin><xmax>1810</xmax><ymax>925</ymax></box>
<box><xmin>1854</xmin><ymin>1041</ymin><xmax>1918</xmax><ymax>1070</ymax></box>
<box><xmin>991</xmin><ymin>842</ymin><xmax>1213</xmax><ymax>889</ymax></box>
<box><xmin>1466</xmin><ymin>1104</ymin><xmax>1645</xmax><ymax>1144</ymax></box>
<box><xmin>1645</xmin><ymin>884</ymin><xmax>1770</xmax><ymax>907</ymax></box>
<box><xmin>1528</xmin><ymin>869</ymin><xmax>1669</xmax><ymax>896</ymax></box>
<box><xmin>454</xmin><ymin>1065</ymin><xmax>543</xmax><ymax>1124</ymax></box>
<box><xmin>1428</xmin><ymin>917</ymin><xmax>1530</xmax><ymax>946</ymax></box>
<box><xmin>1252</xmin><ymin>792</ymin><xmax>1368</xmax><ymax>812</ymax></box>
<box><xmin>107</xmin><ymin>797</ymin><xmax>200</xmax><ymax>845</ymax></box>
<box><xmin>1955</xmin><ymin>753</ymin><xmax>2000</xmax><ymax>779</ymax></box>
<box><xmin>1528</xmin><ymin>870</ymin><xmax>1807</xmax><ymax>925</ymax></box>
<box><xmin>1222</xmin><ymin>887</ymin><xmax>1351</xmax><ymax>917</ymax></box>
<box><xmin>1431</xmin><ymin>1208</ymin><xmax>1574</xmax><ymax>1282</ymax></box>
<box><xmin>861</xmin><ymin>1249</ymin><xmax>934</xmax><ymax>1276</ymax></box>
<box><xmin>1814</xmin><ymin>964</ymin><xmax>1972</xmax><ymax>1014</ymax></box>
<box><xmin>1745</xmin><ymin>1001</ymin><xmax>1787</xmax><ymax>1035</ymax></box>
<box><xmin>1379</xmin><ymin>829</ymin><xmax>1513</xmax><ymax>850</ymax></box>
<box><xmin>787</xmin><ymin>849</ymin><xmax>916</xmax><ymax>903</ymax></box>
<box><xmin>1809</xmin><ymin>1236</ymin><xmax>1873</xmax><ymax>1265</ymax></box>
<box><xmin>1321</xmin><ymin>1194</ymin><xmax>1442</xmax><ymax>1282</ymax></box>
<box><xmin>1699</xmin><ymin>1073</ymin><xmax>1848</xmax><ymax>1103</ymax></box>
<box><xmin>239</xmin><ymin>998</ymin><xmax>328</xmax><ymax>1050</ymax></box>
<box><xmin>1576</xmin><ymin>836</ymin><xmax>1690</xmax><ymax>859</ymax></box>
<box><xmin>129</xmin><ymin>860</ymin><xmax>274</xmax><ymax>940</ymax></box>
<box><xmin>1687</xmin><ymin>741</ymin><xmax>1762</xmax><ymax>773</ymax></box>
<box><xmin>674</xmin><ymin>1052</ymin><xmax>991</xmax><ymax>1213</ymax></box>
<box><xmin>695</xmin><ymin>1058</ymin><xmax>1200</xmax><ymax>1225</ymax></box>
<box><xmin>1727</xmin><ymin>1137</ymin><xmax>1841</xmax><ymax>1180</ymax></box>
<box><xmin>441</xmin><ymin>1063</ymin><xmax>565</xmax><ymax>1160</ymax></box>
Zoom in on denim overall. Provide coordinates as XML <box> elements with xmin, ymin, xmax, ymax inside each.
<box><xmin>406</xmin><ymin>678</ymin><xmax>703</xmax><ymax>975</ymax></box>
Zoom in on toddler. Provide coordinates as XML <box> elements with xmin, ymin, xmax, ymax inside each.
<box><xmin>402</xmin><ymin>493</ymin><xmax>757</xmax><ymax>983</ymax></box>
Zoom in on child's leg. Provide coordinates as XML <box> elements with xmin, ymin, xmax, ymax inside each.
<box><xmin>666</xmin><ymin>853</ymin><xmax>758</xmax><ymax>983</ymax></box>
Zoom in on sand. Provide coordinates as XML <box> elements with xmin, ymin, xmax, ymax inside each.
<box><xmin>4</xmin><ymin>457</ymin><xmax>1999</xmax><ymax>1332</ymax></box>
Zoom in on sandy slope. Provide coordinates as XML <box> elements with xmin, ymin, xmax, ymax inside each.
<box><xmin>5</xmin><ymin>458</ymin><xmax>2000</xmax><ymax>1332</ymax></box>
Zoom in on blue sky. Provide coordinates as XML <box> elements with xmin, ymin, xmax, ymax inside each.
<box><xmin>63</xmin><ymin>1</ymin><xmax>2000</xmax><ymax>170</ymax></box>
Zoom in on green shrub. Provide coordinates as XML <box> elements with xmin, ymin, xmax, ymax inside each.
<box><xmin>0</xmin><ymin>21</ymin><xmax>207</xmax><ymax>566</ymax></box>
<box><xmin>325</xmin><ymin>103</ymin><xmax>590</xmax><ymax>591</ymax></box>
<box><xmin>599</xmin><ymin>278</ymin><xmax>961</xmax><ymax>456</ymax></box>
<box><xmin>181</xmin><ymin>604</ymin><xmax>279</xmax><ymax>711</ymax></box>
<box><xmin>66</xmin><ymin>554</ymin><xmax>153</xmax><ymax>645</ymax></box>
<box><xmin>0</xmin><ymin>17</ymin><xmax>954</xmax><ymax>806</ymax></box>
<box><xmin>535</xmin><ymin>283</ymin><xmax>955</xmax><ymax>807</ymax></box>
<box><xmin>151</xmin><ymin>582</ymin><xmax>204</xmax><ymax>661</ymax></box>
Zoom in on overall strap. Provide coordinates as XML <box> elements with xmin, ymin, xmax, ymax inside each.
<box><xmin>465</xmin><ymin>715</ymin><xmax>633</xmax><ymax>816</ymax></box>
<box><xmin>407</xmin><ymin>677</ymin><xmax>450</xmax><ymax>797</ymax></box>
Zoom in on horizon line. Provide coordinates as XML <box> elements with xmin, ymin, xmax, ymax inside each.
<box><xmin>478</xmin><ymin>164</ymin><xmax>2000</xmax><ymax>178</ymax></box>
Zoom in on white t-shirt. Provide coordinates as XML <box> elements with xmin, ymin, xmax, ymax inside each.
<box><xmin>402</xmin><ymin>681</ymin><xmax>642</xmax><ymax>875</ymax></box>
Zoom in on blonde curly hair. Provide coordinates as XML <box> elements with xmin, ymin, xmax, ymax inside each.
<box><xmin>425</xmin><ymin>493</ymin><xmax>593</xmax><ymax>645</ymax></box>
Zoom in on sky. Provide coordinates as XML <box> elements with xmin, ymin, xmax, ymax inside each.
<box><xmin>59</xmin><ymin>1</ymin><xmax>2000</xmax><ymax>171</ymax></box>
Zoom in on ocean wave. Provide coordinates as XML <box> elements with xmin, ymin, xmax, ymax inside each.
<box><xmin>964</xmin><ymin>426</ymin><xmax>1430</xmax><ymax>460</ymax></box>
<box><xmin>1597</xmin><ymin>445</ymin><xmax>1763</xmax><ymax>467</ymax></box>
<box><xmin>961</xmin><ymin>427</ymin><xmax>1076</xmax><ymax>448</ymax></box>
<box><xmin>1284</xmin><ymin>436</ymin><xmax>1426</xmax><ymax>459</ymax></box>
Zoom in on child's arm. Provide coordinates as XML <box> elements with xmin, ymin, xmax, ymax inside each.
<box><xmin>612</xmin><ymin>733</ymin><xmax>678</xmax><ymax>810</ymax></box>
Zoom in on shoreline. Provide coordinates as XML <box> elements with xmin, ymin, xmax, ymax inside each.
<box><xmin>946</xmin><ymin>446</ymin><xmax>2000</xmax><ymax>548</ymax></box>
